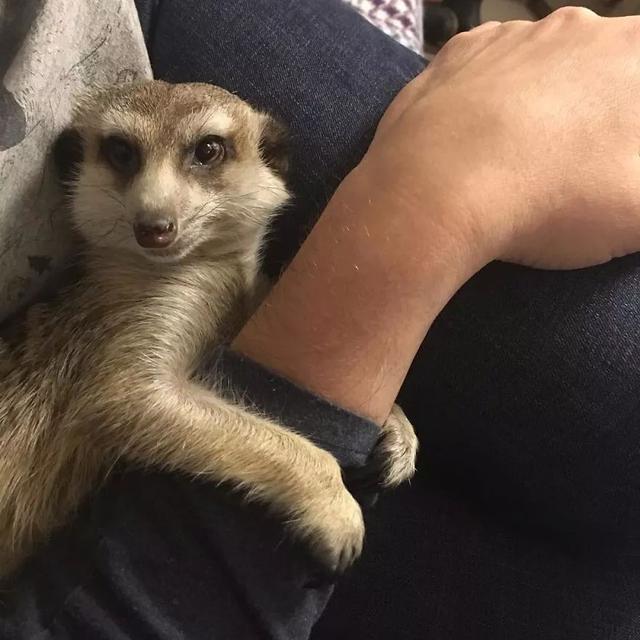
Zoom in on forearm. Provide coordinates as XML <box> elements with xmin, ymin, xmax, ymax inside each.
<box><xmin>233</xmin><ymin>159</ymin><xmax>482</xmax><ymax>425</ymax></box>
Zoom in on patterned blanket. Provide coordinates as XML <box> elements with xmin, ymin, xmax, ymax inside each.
<box><xmin>345</xmin><ymin>0</ymin><xmax>424</xmax><ymax>51</ymax></box>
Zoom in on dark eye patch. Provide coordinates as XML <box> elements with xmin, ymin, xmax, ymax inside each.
<box><xmin>100</xmin><ymin>135</ymin><xmax>141</xmax><ymax>177</ymax></box>
<box><xmin>52</xmin><ymin>128</ymin><xmax>84</xmax><ymax>190</ymax></box>
<box><xmin>259</xmin><ymin>115</ymin><xmax>289</xmax><ymax>181</ymax></box>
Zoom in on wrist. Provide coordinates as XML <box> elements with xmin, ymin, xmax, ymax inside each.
<box><xmin>352</xmin><ymin>150</ymin><xmax>492</xmax><ymax>279</ymax></box>
<box><xmin>368</xmin><ymin>96</ymin><xmax>519</xmax><ymax>270</ymax></box>
<box><xmin>233</xmin><ymin>161</ymin><xmax>482</xmax><ymax>424</ymax></box>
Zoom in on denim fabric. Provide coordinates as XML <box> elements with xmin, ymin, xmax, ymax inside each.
<box><xmin>135</xmin><ymin>1</ymin><xmax>640</xmax><ymax>638</ymax></box>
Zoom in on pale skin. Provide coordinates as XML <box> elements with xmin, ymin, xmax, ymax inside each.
<box><xmin>234</xmin><ymin>9</ymin><xmax>640</xmax><ymax>425</ymax></box>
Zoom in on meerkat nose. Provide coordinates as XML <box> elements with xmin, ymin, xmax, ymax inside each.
<box><xmin>133</xmin><ymin>216</ymin><xmax>177</xmax><ymax>249</ymax></box>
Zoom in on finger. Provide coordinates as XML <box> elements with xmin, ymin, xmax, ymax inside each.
<box><xmin>433</xmin><ymin>21</ymin><xmax>503</xmax><ymax>67</ymax></box>
<box><xmin>378</xmin><ymin>20</ymin><xmax>509</xmax><ymax>134</ymax></box>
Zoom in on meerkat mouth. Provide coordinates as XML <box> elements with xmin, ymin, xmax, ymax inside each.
<box><xmin>140</xmin><ymin>241</ymin><xmax>194</xmax><ymax>264</ymax></box>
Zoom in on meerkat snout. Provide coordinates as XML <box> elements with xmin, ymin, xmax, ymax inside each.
<box><xmin>133</xmin><ymin>212</ymin><xmax>177</xmax><ymax>249</ymax></box>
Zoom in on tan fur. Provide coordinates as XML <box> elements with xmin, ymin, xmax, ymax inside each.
<box><xmin>377</xmin><ymin>405</ymin><xmax>419</xmax><ymax>489</ymax></box>
<box><xmin>0</xmin><ymin>81</ymin><xmax>416</xmax><ymax>578</ymax></box>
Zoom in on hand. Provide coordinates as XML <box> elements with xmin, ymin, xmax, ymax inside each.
<box><xmin>363</xmin><ymin>9</ymin><xmax>640</xmax><ymax>269</ymax></box>
<box><xmin>235</xmin><ymin>9</ymin><xmax>640</xmax><ymax>423</ymax></box>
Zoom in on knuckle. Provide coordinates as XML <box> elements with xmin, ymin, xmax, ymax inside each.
<box><xmin>479</xmin><ymin>20</ymin><xmax>501</xmax><ymax>29</ymax></box>
<box><xmin>433</xmin><ymin>30</ymin><xmax>476</xmax><ymax>64</ymax></box>
<box><xmin>439</xmin><ymin>29</ymin><xmax>471</xmax><ymax>54</ymax></box>
<box><xmin>550</xmin><ymin>5</ymin><xmax>595</xmax><ymax>21</ymax></box>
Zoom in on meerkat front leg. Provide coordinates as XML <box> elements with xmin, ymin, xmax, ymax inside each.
<box><xmin>86</xmin><ymin>377</ymin><xmax>364</xmax><ymax>573</ymax></box>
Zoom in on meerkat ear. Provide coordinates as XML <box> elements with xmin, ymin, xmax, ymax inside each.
<box><xmin>52</xmin><ymin>127</ymin><xmax>84</xmax><ymax>189</ymax></box>
<box><xmin>259</xmin><ymin>114</ymin><xmax>289</xmax><ymax>181</ymax></box>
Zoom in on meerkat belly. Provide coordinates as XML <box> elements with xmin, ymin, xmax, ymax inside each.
<box><xmin>0</xmin><ymin>295</ymin><xmax>116</xmax><ymax>569</ymax></box>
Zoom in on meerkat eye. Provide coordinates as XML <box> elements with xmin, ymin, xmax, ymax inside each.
<box><xmin>100</xmin><ymin>135</ymin><xmax>139</xmax><ymax>175</ymax></box>
<box><xmin>193</xmin><ymin>135</ymin><xmax>225</xmax><ymax>166</ymax></box>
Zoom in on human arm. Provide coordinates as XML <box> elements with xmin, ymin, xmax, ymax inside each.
<box><xmin>234</xmin><ymin>10</ymin><xmax>640</xmax><ymax>424</ymax></box>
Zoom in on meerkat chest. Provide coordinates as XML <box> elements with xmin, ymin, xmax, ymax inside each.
<box><xmin>1</xmin><ymin>259</ymin><xmax>253</xmax><ymax>389</ymax></box>
<box><xmin>97</xmin><ymin>263</ymin><xmax>253</xmax><ymax>373</ymax></box>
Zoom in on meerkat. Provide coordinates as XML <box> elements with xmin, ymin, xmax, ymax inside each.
<box><xmin>0</xmin><ymin>80</ymin><xmax>418</xmax><ymax>579</ymax></box>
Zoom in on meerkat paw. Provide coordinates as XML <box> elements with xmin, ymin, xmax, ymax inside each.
<box><xmin>302</xmin><ymin>489</ymin><xmax>364</xmax><ymax>575</ymax></box>
<box><xmin>344</xmin><ymin>403</ymin><xmax>419</xmax><ymax>493</ymax></box>
<box><xmin>291</xmin><ymin>463</ymin><xmax>365</xmax><ymax>575</ymax></box>
<box><xmin>376</xmin><ymin>403</ymin><xmax>419</xmax><ymax>489</ymax></box>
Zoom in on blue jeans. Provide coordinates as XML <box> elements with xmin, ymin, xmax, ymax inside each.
<box><xmin>135</xmin><ymin>1</ymin><xmax>640</xmax><ymax>637</ymax></box>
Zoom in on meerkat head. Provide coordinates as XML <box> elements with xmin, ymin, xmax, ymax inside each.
<box><xmin>53</xmin><ymin>81</ymin><xmax>289</xmax><ymax>263</ymax></box>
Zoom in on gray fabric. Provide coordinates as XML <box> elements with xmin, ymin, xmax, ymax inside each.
<box><xmin>0</xmin><ymin>0</ymin><xmax>151</xmax><ymax>322</ymax></box>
